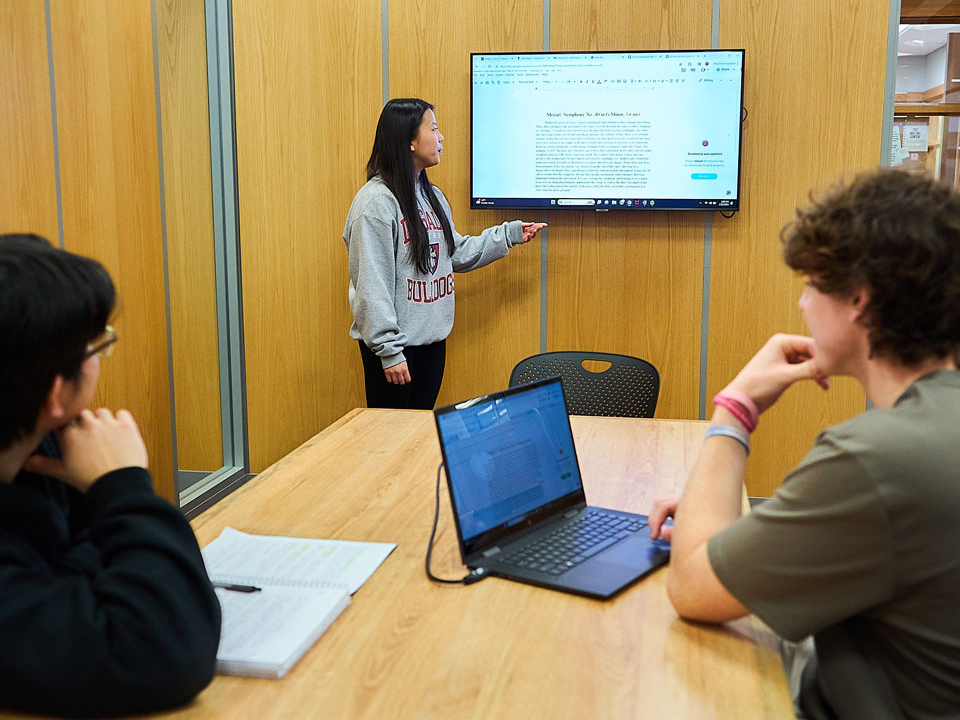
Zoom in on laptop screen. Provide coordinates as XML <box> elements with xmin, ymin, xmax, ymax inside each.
<box><xmin>434</xmin><ymin>377</ymin><xmax>586</xmax><ymax>555</ymax></box>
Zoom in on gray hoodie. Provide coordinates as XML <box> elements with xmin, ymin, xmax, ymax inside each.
<box><xmin>344</xmin><ymin>176</ymin><xmax>523</xmax><ymax>369</ymax></box>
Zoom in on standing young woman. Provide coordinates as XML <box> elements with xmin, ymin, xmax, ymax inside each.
<box><xmin>344</xmin><ymin>98</ymin><xmax>546</xmax><ymax>409</ymax></box>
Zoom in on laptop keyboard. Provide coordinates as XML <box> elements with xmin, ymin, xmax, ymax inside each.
<box><xmin>499</xmin><ymin>509</ymin><xmax>648</xmax><ymax>576</ymax></box>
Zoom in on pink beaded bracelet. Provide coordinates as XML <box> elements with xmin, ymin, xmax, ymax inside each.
<box><xmin>717</xmin><ymin>389</ymin><xmax>759</xmax><ymax>426</ymax></box>
<box><xmin>712</xmin><ymin>392</ymin><xmax>757</xmax><ymax>433</ymax></box>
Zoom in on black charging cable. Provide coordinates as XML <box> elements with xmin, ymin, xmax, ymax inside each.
<box><xmin>425</xmin><ymin>462</ymin><xmax>488</xmax><ymax>586</ymax></box>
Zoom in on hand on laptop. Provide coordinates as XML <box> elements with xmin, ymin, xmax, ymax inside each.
<box><xmin>649</xmin><ymin>495</ymin><xmax>680</xmax><ymax>541</ymax></box>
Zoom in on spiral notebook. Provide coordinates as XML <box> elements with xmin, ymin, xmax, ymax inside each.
<box><xmin>202</xmin><ymin>527</ymin><xmax>396</xmax><ymax>677</ymax></box>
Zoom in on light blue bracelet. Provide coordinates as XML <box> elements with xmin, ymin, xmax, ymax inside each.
<box><xmin>704</xmin><ymin>424</ymin><xmax>750</xmax><ymax>456</ymax></box>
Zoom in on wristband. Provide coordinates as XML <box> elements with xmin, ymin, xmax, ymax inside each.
<box><xmin>716</xmin><ymin>389</ymin><xmax>759</xmax><ymax>426</ymax></box>
<box><xmin>704</xmin><ymin>424</ymin><xmax>750</xmax><ymax>456</ymax></box>
<box><xmin>712</xmin><ymin>393</ymin><xmax>757</xmax><ymax>433</ymax></box>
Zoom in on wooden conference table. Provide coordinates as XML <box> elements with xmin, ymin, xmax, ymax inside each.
<box><xmin>174</xmin><ymin>409</ymin><xmax>792</xmax><ymax>719</ymax></box>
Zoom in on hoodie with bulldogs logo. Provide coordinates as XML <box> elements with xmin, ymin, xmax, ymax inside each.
<box><xmin>344</xmin><ymin>176</ymin><xmax>523</xmax><ymax>368</ymax></box>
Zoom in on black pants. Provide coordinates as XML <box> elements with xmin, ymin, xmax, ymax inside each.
<box><xmin>358</xmin><ymin>340</ymin><xmax>446</xmax><ymax>410</ymax></box>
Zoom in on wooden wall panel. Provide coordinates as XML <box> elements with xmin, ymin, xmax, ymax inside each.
<box><xmin>710</xmin><ymin>0</ymin><xmax>888</xmax><ymax>496</ymax></box>
<box><xmin>157</xmin><ymin>0</ymin><xmax>223</xmax><ymax>473</ymax></box>
<box><xmin>0</xmin><ymin>0</ymin><xmax>58</xmax><ymax>238</ymax></box>
<box><xmin>546</xmin><ymin>0</ymin><xmax>712</xmax><ymax>421</ymax></box>
<box><xmin>236</xmin><ymin>0</ymin><xmax>894</xmax><ymax>490</ymax></box>
<box><xmin>389</xmin><ymin>0</ymin><xmax>543</xmax><ymax>406</ymax></box>
<box><xmin>50</xmin><ymin>0</ymin><xmax>175</xmax><ymax>500</ymax></box>
<box><xmin>234</xmin><ymin>0</ymin><xmax>381</xmax><ymax>471</ymax></box>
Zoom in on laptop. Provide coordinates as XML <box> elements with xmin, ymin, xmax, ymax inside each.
<box><xmin>433</xmin><ymin>376</ymin><xmax>670</xmax><ymax>599</ymax></box>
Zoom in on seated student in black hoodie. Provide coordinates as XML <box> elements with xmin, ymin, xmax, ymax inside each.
<box><xmin>0</xmin><ymin>233</ymin><xmax>220</xmax><ymax>717</ymax></box>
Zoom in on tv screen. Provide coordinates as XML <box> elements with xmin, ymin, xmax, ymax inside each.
<box><xmin>470</xmin><ymin>50</ymin><xmax>745</xmax><ymax>212</ymax></box>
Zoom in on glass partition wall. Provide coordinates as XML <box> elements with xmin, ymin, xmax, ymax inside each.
<box><xmin>157</xmin><ymin>0</ymin><xmax>248</xmax><ymax>516</ymax></box>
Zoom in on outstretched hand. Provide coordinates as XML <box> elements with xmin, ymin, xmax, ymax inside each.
<box><xmin>724</xmin><ymin>333</ymin><xmax>830</xmax><ymax>415</ymax></box>
<box><xmin>521</xmin><ymin>222</ymin><xmax>547</xmax><ymax>243</ymax></box>
<box><xmin>24</xmin><ymin>408</ymin><xmax>149</xmax><ymax>493</ymax></box>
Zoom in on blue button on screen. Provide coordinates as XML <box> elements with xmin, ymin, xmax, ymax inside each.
<box><xmin>691</xmin><ymin>173</ymin><xmax>718</xmax><ymax>180</ymax></box>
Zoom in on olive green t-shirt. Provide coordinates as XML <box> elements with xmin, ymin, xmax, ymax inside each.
<box><xmin>708</xmin><ymin>370</ymin><xmax>960</xmax><ymax>720</ymax></box>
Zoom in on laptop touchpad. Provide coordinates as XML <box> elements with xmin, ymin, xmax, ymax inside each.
<box><xmin>596</xmin><ymin>535</ymin><xmax>670</xmax><ymax>569</ymax></box>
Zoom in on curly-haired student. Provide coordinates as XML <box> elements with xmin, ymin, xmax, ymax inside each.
<box><xmin>650</xmin><ymin>169</ymin><xmax>960</xmax><ymax>720</ymax></box>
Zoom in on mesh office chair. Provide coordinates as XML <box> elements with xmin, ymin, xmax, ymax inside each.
<box><xmin>509</xmin><ymin>351</ymin><xmax>660</xmax><ymax>418</ymax></box>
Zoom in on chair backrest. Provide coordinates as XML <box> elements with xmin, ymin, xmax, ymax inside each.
<box><xmin>508</xmin><ymin>351</ymin><xmax>660</xmax><ymax>418</ymax></box>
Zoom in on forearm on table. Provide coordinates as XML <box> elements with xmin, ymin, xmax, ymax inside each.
<box><xmin>670</xmin><ymin>407</ymin><xmax>748</xmax><ymax>571</ymax></box>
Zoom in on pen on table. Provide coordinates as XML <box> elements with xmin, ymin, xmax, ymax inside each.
<box><xmin>212</xmin><ymin>582</ymin><xmax>261</xmax><ymax>593</ymax></box>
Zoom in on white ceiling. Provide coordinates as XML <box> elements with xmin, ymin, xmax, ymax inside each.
<box><xmin>899</xmin><ymin>23</ymin><xmax>960</xmax><ymax>56</ymax></box>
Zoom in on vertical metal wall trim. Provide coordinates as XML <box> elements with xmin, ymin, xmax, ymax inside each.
<box><xmin>868</xmin><ymin>0</ymin><xmax>901</xmax><ymax>414</ymax></box>
<box><xmin>543</xmin><ymin>0</ymin><xmax>550</xmax><ymax>51</ymax></box>
<box><xmin>44</xmin><ymin>0</ymin><xmax>65</xmax><ymax>249</ymax></box>
<box><xmin>206</xmin><ymin>0</ymin><xmax>234</xmax><ymax>466</ymax></box>
<box><xmin>540</xmin><ymin>0</ymin><xmax>550</xmax><ymax>353</ymax></box>
<box><xmin>150</xmin><ymin>0</ymin><xmax>182</xmax><ymax>494</ymax></box>
<box><xmin>711</xmin><ymin>0</ymin><xmax>720</xmax><ymax>49</ymax></box>
<box><xmin>880</xmin><ymin>0</ymin><xmax>902</xmax><ymax>167</ymax></box>
<box><xmin>211</xmin><ymin>0</ymin><xmax>250</xmax><ymax>473</ymax></box>
<box><xmin>699</xmin><ymin>0</ymin><xmax>721</xmax><ymax>419</ymax></box>
<box><xmin>539</xmin><ymin>217</ymin><xmax>549</xmax><ymax>353</ymax></box>
<box><xmin>381</xmin><ymin>0</ymin><xmax>390</xmax><ymax>103</ymax></box>
<box><xmin>224</xmin><ymin>0</ymin><xmax>250</xmax><ymax>475</ymax></box>
<box><xmin>699</xmin><ymin>215</ymin><xmax>713</xmax><ymax>419</ymax></box>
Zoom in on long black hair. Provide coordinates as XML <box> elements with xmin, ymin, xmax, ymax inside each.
<box><xmin>365</xmin><ymin>98</ymin><xmax>455</xmax><ymax>275</ymax></box>
<box><xmin>0</xmin><ymin>234</ymin><xmax>115</xmax><ymax>448</ymax></box>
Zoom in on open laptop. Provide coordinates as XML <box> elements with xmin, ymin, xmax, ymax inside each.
<box><xmin>433</xmin><ymin>376</ymin><xmax>670</xmax><ymax>599</ymax></box>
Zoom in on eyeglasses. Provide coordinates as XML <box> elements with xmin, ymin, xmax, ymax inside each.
<box><xmin>83</xmin><ymin>325</ymin><xmax>118</xmax><ymax>359</ymax></box>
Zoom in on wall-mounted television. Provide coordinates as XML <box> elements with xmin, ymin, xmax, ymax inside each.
<box><xmin>470</xmin><ymin>50</ymin><xmax>745</xmax><ymax>212</ymax></box>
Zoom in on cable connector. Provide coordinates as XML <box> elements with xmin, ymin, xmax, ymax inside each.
<box><xmin>462</xmin><ymin>567</ymin><xmax>488</xmax><ymax>585</ymax></box>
